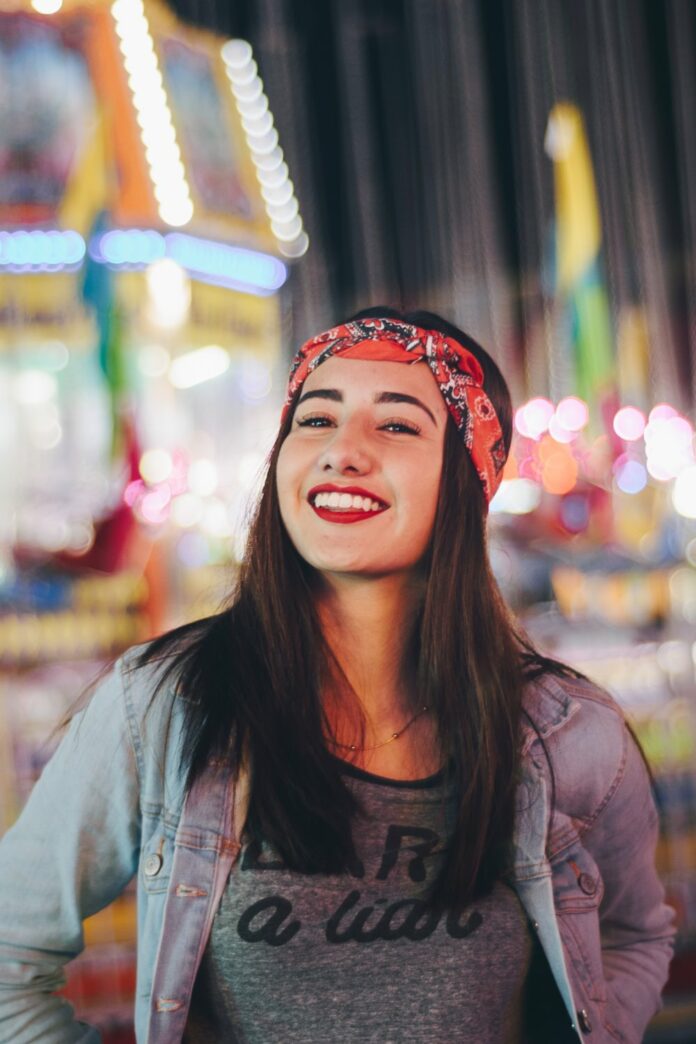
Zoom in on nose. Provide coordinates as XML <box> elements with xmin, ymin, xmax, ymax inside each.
<box><xmin>317</xmin><ymin>418</ymin><xmax>373</xmax><ymax>475</ymax></box>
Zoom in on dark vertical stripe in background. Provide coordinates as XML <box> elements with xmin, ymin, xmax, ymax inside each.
<box><xmin>169</xmin><ymin>0</ymin><xmax>694</xmax><ymax>406</ymax></box>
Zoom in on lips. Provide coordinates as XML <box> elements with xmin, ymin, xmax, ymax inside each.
<box><xmin>306</xmin><ymin>484</ymin><xmax>389</xmax><ymax>523</ymax></box>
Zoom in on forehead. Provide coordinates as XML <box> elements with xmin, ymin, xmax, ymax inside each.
<box><xmin>301</xmin><ymin>356</ymin><xmax>446</xmax><ymax>410</ymax></box>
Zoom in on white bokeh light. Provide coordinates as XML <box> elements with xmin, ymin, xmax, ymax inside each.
<box><xmin>555</xmin><ymin>396</ymin><xmax>589</xmax><ymax>432</ymax></box>
<box><xmin>673</xmin><ymin>466</ymin><xmax>696</xmax><ymax>518</ymax></box>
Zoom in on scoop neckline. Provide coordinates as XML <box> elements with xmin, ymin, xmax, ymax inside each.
<box><xmin>330</xmin><ymin>754</ymin><xmax>447</xmax><ymax>790</ymax></box>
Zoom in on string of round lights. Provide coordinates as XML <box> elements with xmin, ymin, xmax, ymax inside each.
<box><xmin>221</xmin><ymin>38</ymin><xmax>309</xmax><ymax>259</ymax></box>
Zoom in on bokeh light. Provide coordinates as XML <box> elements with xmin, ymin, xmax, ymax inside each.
<box><xmin>541</xmin><ymin>447</ymin><xmax>578</xmax><ymax>494</ymax></box>
<box><xmin>171</xmin><ymin>493</ymin><xmax>204</xmax><ymax>528</ymax></box>
<box><xmin>548</xmin><ymin>415</ymin><xmax>575</xmax><ymax>443</ymax></box>
<box><xmin>201</xmin><ymin>498</ymin><xmax>232</xmax><ymax>537</ymax></box>
<box><xmin>649</xmin><ymin>403</ymin><xmax>678</xmax><ymax>424</ymax></box>
<box><xmin>673</xmin><ymin>466</ymin><xmax>696</xmax><ymax>518</ymax></box>
<box><xmin>489</xmin><ymin>478</ymin><xmax>542</xmax><ymax>515</ymax></box>
<box><xmin>559</xmin><ymin>493</ymin><xmax>590</xmax><ymax>533</ymax></box>
<box><xmin>146</xmin><ymin>259</ymin><xmax>190</xmax><ymax>329</ymax></box>
<box><xmin>169</xmin><ymin>346</ymin><xmax>230</xmax><ymax>389</ymax></box>
<box><xmin>31</xmin><ymin>0</ymin><xmax>63</xmax><ymax>12</ymax></box>
<box><xmin>139</xmin><ymin>449</ymin><xmax>173</xmax><ymax>485</ymax></box>
<box><xmin>613</xmin><ymin>406</ymin><xmax>646</xmax><ymax>441</ymax></box>
<box><xmin>188</xmin><ymin>459</ymin><xmax>218</xmax><ymax>496</ymax></box>
<box><xmin>645</xmin><ymin>415</ymin><xmax>694</xmax><ymax>479</ymax></box>
<box><xmin>555</xmin><ymin>396</ymin><xmax>588</xmax><ymax>431</ymax></box>
<box><xmin>514</xmin><ymin>405</ymin><xmax>532</xmax><ymax>439</ymax></box>
<box><xmin>615</xmin><ymin>459</ymin><xmax>648</xmax><ymax>495</ymax></box>
<box><xmin>139</xmin><ymin>487</ymin><xmax>172</xmax><ymax>525</ymax></box>
<box><xmin>522</xmin><ymin>398</ymin><xmax>555</xmax><ymax>439</ymax></box>
<box><xmin>13</xmin><ymin>371</ymin><xmax>57</xmax><ymax>405</ymax></box>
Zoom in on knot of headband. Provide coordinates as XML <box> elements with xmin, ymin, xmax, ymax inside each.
<box><xmin>282</xmin><ymin>317</ymin><xmax>507</xmax><ymax>504</ymax></box>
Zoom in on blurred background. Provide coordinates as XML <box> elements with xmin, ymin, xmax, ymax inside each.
<box><xmin>1</xmin><ymin>0</ymin><xmax>695</xmax><ymax>1039</ymax></box>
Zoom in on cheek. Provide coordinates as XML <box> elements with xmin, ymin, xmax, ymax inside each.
<box><xmin>408</xmin><ymin>459</ymin><xmax>443</xmax><ymax>544</ymax></box>
<box><xmin>407</xmin><ymin>454</ymin><xmax>442</xmax><ymax>511</ymax></box>
<box><xmin>275</xmin><ymin>441</ymin><xmax>310</xmax><ymax>534</ymax></box>
<box><xmin>416</xmin><ymin>483</ymin><xmax>441</xmax><ymax>541</ymax></box>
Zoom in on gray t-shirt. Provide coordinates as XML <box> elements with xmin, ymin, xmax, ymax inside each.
<box><xmin>184</xmin><ymin>762</ymin><xmax>533</xmax><ymax>1043</ymax></box>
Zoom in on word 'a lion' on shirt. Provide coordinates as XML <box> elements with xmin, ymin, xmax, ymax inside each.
<box><xmin>184</xmin><ymin>760</ymin><xmax>533</xmax><ymax>1044</ymax></box>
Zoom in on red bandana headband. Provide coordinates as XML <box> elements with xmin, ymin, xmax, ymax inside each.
<box><xmin>282</xmin><ymin>317</ymin><xmax>507</xmax><ymax>504</ymax></box>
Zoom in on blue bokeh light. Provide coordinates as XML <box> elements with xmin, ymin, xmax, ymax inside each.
<box><xmin>93</xmin><ymin>229</ymin><xmax>166</xmax><ymax>266</ymax></box>
<box><xmin>165</xmin><ymin>233</ymin><xmax>286</xmax><ymax>294</ymax></box>
<box><xmin>88</xmin><ymin>228</ymin><xmax>287</xmax><ymax>294</ymax></box>
<box><xmin>1</xmin><ymin>227</ymin><xmax>289</xmax><ymax>294</ymax></box>
<box><xmin>616</xmin><ymin>460</ymin><xmax>648</xmax><ymax>495</ymax></box>
<box><xmin>0</xmin><ymin>230</ymin><xmax>86</xmax><ymax>270</ymax></box>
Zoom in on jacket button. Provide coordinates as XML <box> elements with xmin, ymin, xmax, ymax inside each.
<box><xmin>578</xmin><ymin>873</ymin><xmax>597</xmax><ymax>896</ymax></box>
<box><xmin>578</xmin><ymin>1009</ymin><xmax>592</xmax><ymax>1033</ymax></box>
<box><xmin>144</xmin><ymin>853</ymin><xmax>163</xmax><ymax>877</ymax></box>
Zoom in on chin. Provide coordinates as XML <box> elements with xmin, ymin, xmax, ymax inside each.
<box><xmin>310</xmin><ymin>557</ymin><xmax>378</xmax><ymax>575</ymax></box>
<box><xmin>312</xmin><ymin>558</ymin><xmax>417</xmax><ymax>580</ymax></box>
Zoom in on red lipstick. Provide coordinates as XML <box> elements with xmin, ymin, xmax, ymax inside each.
<box><xmin>307</xmin><ymin>484</ymin><xmax>388</xmax><ymax>505</ymax></box>
<box><xmin>307</xmin><ymin>484</ymin><xmax>389</xmax><ymax>524</ymax></box>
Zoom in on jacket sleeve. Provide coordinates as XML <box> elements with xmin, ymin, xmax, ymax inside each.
<box><xmin>0</xmin><ymin>656</ymin><xmax>142</xmax><ymax>1043</ymax></box>
<box><xmin>582</xmin><ymin>721</ymin><xmax>677</xmax><ymax>1043</ymax></box>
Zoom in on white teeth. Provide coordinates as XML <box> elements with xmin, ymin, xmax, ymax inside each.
<box><xmin>311</xmin><ymin>491</ymin><xmax>385</xmax><ymax>512</ymax></box>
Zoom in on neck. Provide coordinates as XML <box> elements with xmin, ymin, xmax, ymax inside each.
<box><xmin>316</xmin><ymin>572</ymin><xmax>423</xmax><ymax>728</ymax></box>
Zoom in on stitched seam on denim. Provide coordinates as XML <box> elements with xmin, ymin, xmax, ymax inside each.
<box><xmin>577</xmin><ymin>724</ymin><xmax>628</xmax><ymax>836</ymax></box>
<box><xmin>521</xmin><ymin>676</ymin><xmax>571</xmax><ymax>743</ymax></box>
<box><xmin>555</xmin><ymin>899</ymin><xmax>598</xmax><ymax>912</ymax></box>
<box><xmin>141</xmin><ymin>805</ymin><xmax>180</xmax><ymax>831</ymax></box>
<box><xmin>119</xmin><ymin>655</ymin><xmax>145</xmax><ymax>791</ymax></box>
<box><xmin>547</xmin><ymin>826</ymin><xmax>580</xmax><ymax>860</ymax></box>
<box><xmin>602</xmin><ymin>1016</ymin><xmax>626</xmax><ymax>1042</ymax></box>
<box><xmin>510</xmin><ymin>863</ymin><xmax>551</xmax><ymax>880</ymax></box>
<box><xmin>176</xmin><ymin>764</ymin><xmax>238</xmax><ymax>1035</ymax></box>
<box><xmin>554</xmin><ymin>879</ymin><xmax>601</xmax><ymax>911</ymax></box>
<box><xmin>561</xmin><ymin>910</ymin><xmax>606</xmax><ymax>1003</ymax></box>
<box><xmin>174</xmin><ymin>833</ymin><xmax>240</xmax><ymax>855</ymax></box>
<box><xmin>521</xmin><ymin>677</ymin><xmax>582</xmax><ymax>755</ymax></box>
<box><xmin>559</xmin><ymin>677</ymin><xmax>618</xmax><ymax>708</ymax></box>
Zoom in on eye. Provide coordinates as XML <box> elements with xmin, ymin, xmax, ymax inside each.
<box><xmin>380</xmin><ymin>418</ymin><xmax>422</xmax><ymax>435</ymax></box>
<box><xmin>295</xmin><ymin>413</ymin><xmax>335</xmax><ymax>428</ymax></box>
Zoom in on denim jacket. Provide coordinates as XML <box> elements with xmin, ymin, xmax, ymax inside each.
<box><xmin>0</xmin><ymin>646</ymin><xmax>676</xmax><ymax>1043</ymax></box>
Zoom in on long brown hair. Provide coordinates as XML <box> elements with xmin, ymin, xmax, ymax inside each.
<box><xmin>138</xmin><ymin>306</ymin><xmax>578</xmax><ymax>911</ymax></box>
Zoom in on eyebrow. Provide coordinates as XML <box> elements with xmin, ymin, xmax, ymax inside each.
<box><xmin>296</xmin><ymin>388</ymin><xmax>438</xmax><ymax>425</ymax></box>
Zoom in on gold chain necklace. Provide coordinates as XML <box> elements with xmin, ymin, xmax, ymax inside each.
<box><xmin>330</xmin><ymin>704</ymin><xmax>430</xmax><ymax>752</ymax></box>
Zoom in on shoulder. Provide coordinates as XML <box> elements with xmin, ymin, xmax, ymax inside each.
<box><xmin>522</xmin><ymin>670</ymin><xmax>632</xmax><ymax>818</ymax></box>
<box><xmin>116</xmin><ymin>638</ymin><xmax>194</xmax><ymax>732</ymax></box>
<box><xmin>80</xmin><ymin>640</ymin><xmax>189</xmax><ymax>771</ymax></box>
<box><xmin>522</xmin><ymin>669</ymin><xmax>627</xmax><ymax>752</ymax></box>
<box><xmin>110</xmin><ymin>640</ymin><xmax>194</xmax><ymax>810</ymax></box>
<box><xmin>118</xmin><ymin>640</ymin><xmax>182</xmax><ymax>703</ymax></box>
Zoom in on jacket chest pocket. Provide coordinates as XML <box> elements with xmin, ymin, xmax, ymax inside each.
<box><xmin>552</xmin><ymin>845</ymin><xmax>607</xmax><ymax>1005</ymax></box>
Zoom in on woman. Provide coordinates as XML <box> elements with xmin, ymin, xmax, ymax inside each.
<box><xmin>0</xmin><ymin>308</ymin><xmax>676</xmax><ymax>1043</ymax></box>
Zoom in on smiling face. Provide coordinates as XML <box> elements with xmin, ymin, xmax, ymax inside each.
<box><xmin>276</xmin><ymin>356</ymin><xmax>448</xmax><ymax>580</ymax></box>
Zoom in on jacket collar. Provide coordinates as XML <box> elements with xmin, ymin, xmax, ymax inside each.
<box><xmin>520</xmin><ymin>672</ymin><xmax>582</xmax><ymax>757</ymax></box>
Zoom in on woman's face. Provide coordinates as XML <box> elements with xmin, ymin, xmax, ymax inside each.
<box><xmin>276</xmin><ymin>356</ymin><xmax>448</xmax><ymax>580</ymax></box>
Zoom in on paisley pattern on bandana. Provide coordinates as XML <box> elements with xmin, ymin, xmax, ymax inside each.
<box><xmin>282</xmin><ymin>318</ymin><xmax>507</xmax><ymax>504</ymax></box>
